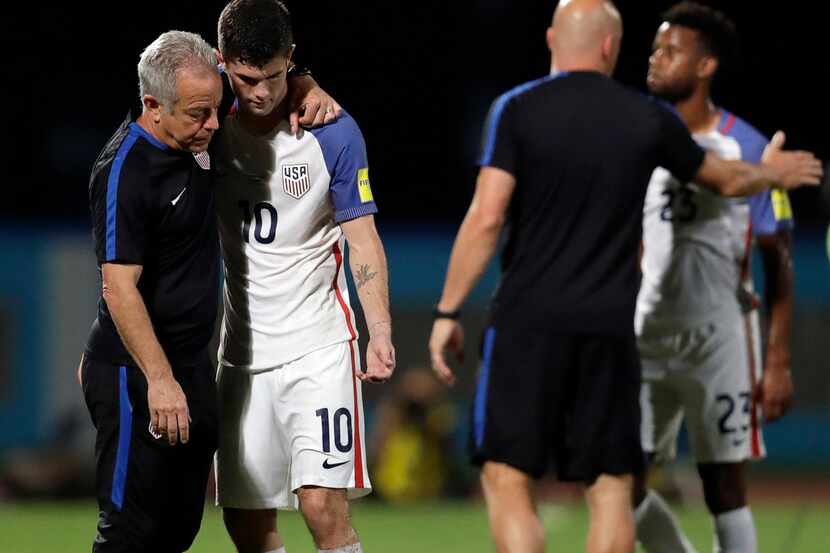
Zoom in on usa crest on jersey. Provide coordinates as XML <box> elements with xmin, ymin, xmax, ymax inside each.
<box><xmin>193</xmin><ymin>151</ymin><xmax>211</xmax><ymax>170</ymax></box>
<box><xmin>282</xmin><ymin>163</ymin><xmax>311</xmax><ymax>199</ymax></box>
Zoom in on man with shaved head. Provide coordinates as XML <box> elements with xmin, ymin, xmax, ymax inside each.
<box><xmin>428</xmin><ymin>1</ymin><xmax>821</xmax><ymax>552</ymax></box>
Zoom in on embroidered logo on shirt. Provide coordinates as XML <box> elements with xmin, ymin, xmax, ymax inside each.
<box><xmin>171</xmin><ymin>188</ymin><xmax>187</xmax><ymax>206</ymax></box>
<box><xmin>282</xmin><ymin>163</ymin><xmax>311</xmax><ymax>199</ymax></box>
<box><xmin>357</xmin><ymin>168</ymin><xmax>373</xmax><ymax>203</ymax></box>
<box><xmin>193</xmin><ymin>151</ymin><xmax>211</xmax><ymax>170</ymax></box>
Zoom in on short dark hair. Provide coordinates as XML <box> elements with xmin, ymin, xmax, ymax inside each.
<box><xmin>218</xmin><ymin>0</ymin><xmax>293</xmax><ymax>66</ymax></box>
<box><xmin>662</xmin><ymin>2</ymin><xmax>737</xmax><ymax>62</ymax></box>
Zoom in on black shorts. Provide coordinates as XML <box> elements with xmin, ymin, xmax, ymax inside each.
<box><xmin>469</xmin><ymin>323</ymin><xmax>644</xmax><ymax>483</ymax></box>
<box><xmin>81</xmin><ymin>352</ymin><xmax>218</xmax><ymax>553</ymax></box>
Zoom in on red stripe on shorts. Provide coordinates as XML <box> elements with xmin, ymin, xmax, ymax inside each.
<box><xmin>331</xmin><ymin>242</ymin><xmax>364</xmax><ymax>487</ymax></box>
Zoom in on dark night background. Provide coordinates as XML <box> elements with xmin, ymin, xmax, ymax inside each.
<box><xmin>2</xmin><ymin>4</ymin><xmax>830</xmax><ymax>542</ymax></box>
<box><xmin>3</xmin><ymin>0</ymin><xmax>828</xmax><ymax>228</ymax></box>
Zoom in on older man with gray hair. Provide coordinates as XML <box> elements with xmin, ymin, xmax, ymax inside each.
<box><xmin>81</xmin><ymin>29</ymin><xmax>223</xmax><ymax>553</ymax></box>
<box><xmin>81</xmin><ymin>27</ymin><xmax>342</xmax><ymax>551</ymax></box>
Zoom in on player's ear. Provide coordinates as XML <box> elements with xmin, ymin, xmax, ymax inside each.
<box><xmin>601</xmin><ymin>33</ymin><xmax>619</xmax><ymax>63</ymax></box>
<box><xmin>286</xmin><ymin>43</ymin><xmax>296</xmax><ymax>66</ymax></box>
<box><xmin>142</xmin><ymin>95</ymin><xmax>163</xmax><ymax>123</ymax></box>
<box><xmin>545</xmin><ymin>26</ymin><xmax>555</xmax><ymax>53</ymax></box>
<box><xmin>215</xmin><ymin>49</ymin><xmax>225</xmax><ymax>66</ymax></box>
<box><xmin>699</xmin><ymin>56</ymin><xmax>718</xmax><ymax>80</ymax></box>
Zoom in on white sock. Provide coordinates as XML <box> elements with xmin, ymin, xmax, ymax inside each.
<box><xmin>635</xmin><ymin>490</ymin><xmax>698</xmax><ymax>553</ymax></box>
<box><xmin>265</xmin><ymin>548</ymin><xmax>286</xmax><ymax>553</ymax></box>
<box><xmin>318</xmin><ymin>544</ymin><xmax>362</xmax><ymax>553</ymax></box>
<box><xmin>714</xmin><ymin>507</ymin><xmax>757</xmax><ymax>553</ymax></box>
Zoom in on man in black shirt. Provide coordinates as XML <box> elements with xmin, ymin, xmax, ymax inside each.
<box><xmin>428</xmin><ymin>1</ymin><xmax>821</xmax><ymax>552</ymax></box>
<box><xmin>82</xmin><ymin>29</ymin><xmax>342</xmax><ymax>553</ymax></box>
<box><xmin>84</xmin><ymin>30</ymin><xmax>222</xmax><ymax>553</ymax></box>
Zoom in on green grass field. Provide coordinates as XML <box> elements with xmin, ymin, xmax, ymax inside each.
<box><xmin>1</xmin><ymin>500</ymin><xmax>828</xmax><ymax>552</ymax></box>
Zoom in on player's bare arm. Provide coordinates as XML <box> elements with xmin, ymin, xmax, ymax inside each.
<box><xmin>287</xmin><ymin>73</ymin><xmax>343</xmax><ymax>134</ymax></box>
<box><xmin>429</xmin><ymin>166</ymin><xmax>515</xmax><ymax>387</ymax></box>
<box><xmin>340</xmin><ymin>214</ymin><xmax>395</xmax><ymax>384</ymax></box>
<box><xmin>696</xmin><ymin>132</ymin><xmax>822</xmax><ymax>197</ymax></box>
<box><xmin>101</xmin><ymin>263</ymin><xmax>190</xmax><ymax>446</ymax></box>
<box><xmin>756</xmin><ymin>229</ymin><xmax>795</xmax><ymax>421</ymax></box>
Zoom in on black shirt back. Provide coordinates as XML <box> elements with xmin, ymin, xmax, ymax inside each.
<box><xmin>86</xmin><ymin>114</ymin><xmax>220</xmax><ymax>366</ymax></box>
<box><xmin>481</xmin><ymin>71</ymin><xmax>705</xmax><ymax>335</ymax></box>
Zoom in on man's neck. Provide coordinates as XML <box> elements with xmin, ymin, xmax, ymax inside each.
<box><xmin>550</xmin><ymin>56</ymin><xmax>610</xmax><ymax>76</ymax></box>
<box><xmin>136</xmin><ymin>112</ymin><xmax>178</xmax><ymax>149</ymax></box>
<box><xmin>675</xmin><ymin>85</ymin><xmax>720</xmax><ymax>134</ymax></box>
<box><xmin>238</xmin><ymin>102</ymin><xmax>288</xmax><ymax>136</ymax></box>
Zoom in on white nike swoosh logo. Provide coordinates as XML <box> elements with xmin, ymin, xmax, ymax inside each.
<box><xmin>171</xmin><ymin>188</ymin><xmax>187</xmax><ymax>206</ymax></box>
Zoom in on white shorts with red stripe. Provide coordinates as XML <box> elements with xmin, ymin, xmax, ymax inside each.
<box><xmin>638</xmin><ymin>313</ymin><xmax>766</xmax><ymax>464</ymax></box>
<box><xmin>215</xmin><ymin>339</ymin><xmax>371</xmax><ymax>510</ymax></box>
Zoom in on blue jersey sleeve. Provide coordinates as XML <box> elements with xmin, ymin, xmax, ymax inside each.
<box><xmin>91</xmin><ymin>126</ymin><xmax>155</xmax><ymax>265</ymax></box>
<box><xmin>478</xmin><ymin>76</ymin><xmax>558</xmax><ymax>174</ymax></box>
<box><xmin>479</xmin><ymin>90</ymin><xmax>518</xmax><ymax>173</ymax></box>
<box><xmin>311</xmin><ymin>112</ymin><xmax>378</xmax><ymax>223</ymax></box>
<box><xmin>721</xmin><ymin>112</ymin><xmax>794</xmax><ymax>236</ymax></box>
<box><xmin>749</xmin><ymin>190</ymin><xmax>794</xmax><ymax>236</ymax></box>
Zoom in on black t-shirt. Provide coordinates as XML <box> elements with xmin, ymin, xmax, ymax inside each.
<box><xmin>86</xmin><ymin>114</ymin><xmax>220</xmax><ymax>366</ymax></box>
<box><xmin>480</xmin><ymin>71</ymin><xmax>705</xmax><ymax>336</ymax></box>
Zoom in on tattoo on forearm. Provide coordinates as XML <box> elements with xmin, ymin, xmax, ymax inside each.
<box><xmin>355</xmin><ymin>264</ymin><xmax>378</xmax><ymax>290</ymax></box>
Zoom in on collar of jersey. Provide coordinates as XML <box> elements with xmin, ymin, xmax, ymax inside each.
<box><xmin>129</xmin><ymin>122</ymin><xmax>170</xmax><ymax>151</ymax></box>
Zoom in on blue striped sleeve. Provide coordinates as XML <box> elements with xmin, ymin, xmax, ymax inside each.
<box><xmin>105</xmin><ymin>133</ymin><xmax>140</xmax><ymax>261</ymax></box>
<box><xmin>724</xmin><ymin>113</ymin><xmax>795</xmax><ymax>235</ymax></box>
<box><xmin>311</xmin><ymin>112</ymin><xmax>378</xmax><ymax>223</ymax></box>
<box><xmin>479</xmin><ymin>75</ymin><xmax>559</xmax><ymax>171</ymax></box>
<box><xmin>92</xmin><ymin>130</ymin><xmax>152</xmax><ymax>265</ymax></box>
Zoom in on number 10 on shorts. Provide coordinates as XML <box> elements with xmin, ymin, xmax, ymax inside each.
<box><xmin>315</xmin><ymin>408</ymin><xmax>353</xmax><ymax>453</ymax></box>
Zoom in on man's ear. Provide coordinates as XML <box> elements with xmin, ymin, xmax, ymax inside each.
<box><xmin>698</xmin><ymin>56</ymin><xmax>719</xmax><ymax>80</ymax></box>
<box><xmin>142</xmin><ymin>94</ymin><xmax>163</xmax><ymax>122</ymax></box>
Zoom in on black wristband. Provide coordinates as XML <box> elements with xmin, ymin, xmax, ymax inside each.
<box><xmin>433</xmin><ymin>305</ymin><xmax>461</xmax><ymax>320</ymax></box>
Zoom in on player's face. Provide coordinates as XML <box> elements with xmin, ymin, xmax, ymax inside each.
<box><xmin>224</xmin><ymin>52</ymin><xmax>292</xmax><ymax>118</ymax></box>
<box><xmin>647</xmin><ymin>23</ymin><xmax>705</xmax><ymax>102</ymax></box>
<box><xmin>160</xmin><ymin>69</ymin><xmax>223</xmax><ymax>153</ymax></box>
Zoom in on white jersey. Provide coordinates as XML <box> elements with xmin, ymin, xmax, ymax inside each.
<box><xmin>636</xmin><ymin>110</ymin><xmax>794</xmax><ymax>334</ymax></box>
<box><xmin>214</xmin><ymin>112</ymin><xmax>377</xmax><ymax>371</ymax></box>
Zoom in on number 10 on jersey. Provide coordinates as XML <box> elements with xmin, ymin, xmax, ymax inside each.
<box><xmin>238</xmin><ymin>200</ymin><xmax>278</xmax><ymax>244</ymax></box>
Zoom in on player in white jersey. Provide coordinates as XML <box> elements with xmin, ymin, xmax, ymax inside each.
<box><xmin>211</xmin><ymin>2</ymin><xmax>395</xmax><ymax>553</ymax></box>
<box><xmin>633</xmin><ymin>4</ymin><xmax>796</xmax><ymax>553</ymax></box>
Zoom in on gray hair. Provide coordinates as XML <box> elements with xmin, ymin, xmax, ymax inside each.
<box><xmin>138</xmin><ymin>30</ymin><xmax>217</xmax><ymax>111</ymax></box>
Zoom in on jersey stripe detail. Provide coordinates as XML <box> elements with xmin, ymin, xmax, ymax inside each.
<box><xmin>739</xmin><ymin>222</ymin><xmax>763</xmax><ymax>458</ymax></box>
<box><xmin>473</xmin><ymin>327</ymin><xmax>497</xmax><ymax>449</ymax></box>
<box><xmin>331</xmin><ymin>240</ymin><xmax>364</xmax><ymax>487</ymax></box>
<box><xmin>111</xmin><ymin>366</ymin><xmax>133</xmax><ymax>510</ymax></box>
<box><xmin>331</xmin><ymin>241</ymin><xmax>357</xmax><ymax>341</ymax></box>
<box><xmin>719</xmin><ymin>112</ymin><xmax>736</xmax><ymax>135</ymax></box>
<box><xmin>105</xmin><ymin>133</ymin><xmax>140</xmax><ymax>260</ymax></box>
<box><xmin>479</xmin><ymin>74</ymin><xmax>564</xmax><ymax>166</ymax></box>
<box><xmin>744</xmin><ymin>315</ymin><xmax>763</xmax><ymax>459</ymax></box>
<box><xmin>127</xmin><ymin>122</ymin><xmax>169</xmax><ymax>151</ymax></box>
<box><xmin>347</xmin><ymin>339</ymin><xmax>365</xmax><ymax>488</ymax></box>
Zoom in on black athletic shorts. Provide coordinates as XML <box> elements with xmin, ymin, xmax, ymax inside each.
<box><xmin>469</xmin><ymin>322</ymin><xmax>644</xmax><ymax>483</ymax></box>
<box><xmin>81</xmin><ymin>351</ymin><xmax>218</xmax><ymax>553</ymax></box>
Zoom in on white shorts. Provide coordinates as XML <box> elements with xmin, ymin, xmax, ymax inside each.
<box><xmin>215</xmin><ymin>340</ymin><xmax>372</xmax><ymax>510</ymax></box>
<box><xmin>638</xmin><ymin>314</ymin><xmax>766</xmax><ymax>464</ymax></box>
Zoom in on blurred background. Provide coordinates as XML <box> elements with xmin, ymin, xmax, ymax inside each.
<box><xmin>1</xmin><ymin>1</ymin><xmax>828</xmax><ymax>551</ymax></box>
